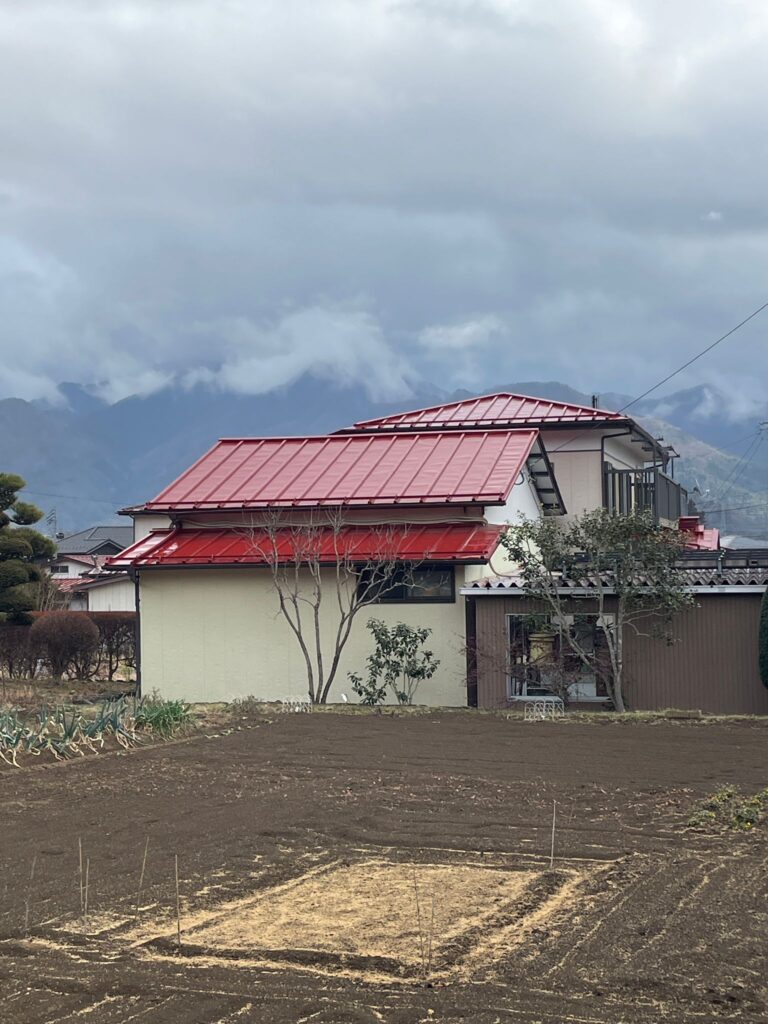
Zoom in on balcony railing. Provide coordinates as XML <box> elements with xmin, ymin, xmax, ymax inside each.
<box><xmin>603</xmin><ymin>466</ymin><xmax>687</xmax><ymax>523</ymax></box>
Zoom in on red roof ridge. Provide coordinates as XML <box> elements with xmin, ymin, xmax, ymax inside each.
<box><xmin>349</xmin><ymin>391</ymin><xmax>625</xmax><ymax>430</ymax></box>
<box><xmin>210</xmin><ymin>426</ymin><xmax>541</xmax><ymax>441</ymax></box>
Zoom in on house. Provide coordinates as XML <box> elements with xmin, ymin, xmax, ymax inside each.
<box><xmin>57</xmin><ymin>571</ymin><xmax>137</xmax><ymax>613</ymax></box>
<box><xmin>109</xmin><ymin>428</ymin><xmax>563</xmax><ymax>703</ymax></box>
<box><xmin>50</xmin><ymin>525</ymin><xmax>136</xmax><ymax>612</ymax></box>
<box><xmin>54</xmin><ymin>525</ymin><xmax>134</xmax><ymax>560</ymax></box>
<box><xmin>107</xmin><ymin>389</ymin><xmax>766</xmax><ymax>712</ymax></box>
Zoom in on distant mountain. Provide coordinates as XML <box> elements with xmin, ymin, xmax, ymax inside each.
<box><xmin>2</xmin><ymin>377</ymin><xmax>765</xmax><ymax>538</ymax></box>
<box><xmin>2</xmin><ymin>377</ymin><xmax>449</xmax><ymax>530</ymax></box>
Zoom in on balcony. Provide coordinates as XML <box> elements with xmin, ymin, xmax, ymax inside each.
<box><xmin>603</xmin><ymin>465</ymin><xmax>687</xmax><ymax>524</ymax></box>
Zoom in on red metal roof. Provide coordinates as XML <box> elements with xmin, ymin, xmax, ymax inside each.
<box><xmin>107</xmin><ymin>523</ymin><xmax>505</xmax><ymax>568</ymax></box>
<box><xmin>141</xmin><ymin>430</ymin><xmax>538</xmax><ymax>511</ymax></box>
<box><xmin>351</xmin><ymin>392</ymin><xmax>625</xmax><ymax>431</ymax></box>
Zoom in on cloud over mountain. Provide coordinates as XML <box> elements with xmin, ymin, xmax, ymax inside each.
<box><xmin>2</xmin><ymin>1</ymin><xmax>768</xmax><ymax>405</ymax></box>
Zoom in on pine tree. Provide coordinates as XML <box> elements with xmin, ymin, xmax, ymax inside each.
<box><xmin>759</xmin><ymin>587</ymin><xmax>768</xmax><ymax>689</ymax></box>
<box><xmin>0</xmin><ymin>473</ymin><xmax>56</xmax><ymax>623</ymax></box>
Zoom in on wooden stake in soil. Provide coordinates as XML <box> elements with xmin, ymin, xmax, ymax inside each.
<box><xmin>174</xmin><ymin>854</ymin><xmax>181</xmax><ymax>948</ymax></box>
<box><xmin>83</xmin><ymin>857</ymin><xmax>90</xmax><ymax>928</ymax></box>
<box><xmin>426</xmin><ymin>894</ymin><xmax>435</xmax><ymax>980</ymax></box>
<box><xmin>135</xmin><ymin>837</ymin><xmax>149</xmax><ymax>917</ymax></box>
<box><xmin>78</xmin><ymin>836</ymin><xmax>83</xmax><ymax>916</ymax></box>
<box><xmin>550</xmin><ymin>799</ymin><xmax>557</xmax><ymax>869</ymax></box>
<box><xmin>411</xmin><ymin>868</ymin><xmax>424</xmax><ymax>974</ymax></box>
<box><xmin>23</xmin><ymin>854</ymin><xmax>37</xmax><ymax>937</ymax></box>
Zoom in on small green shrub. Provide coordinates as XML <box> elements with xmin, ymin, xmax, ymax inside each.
<box><xmin>135</xmin><ymin>696</ymin><xmax>191</xmax><ymax>737</ymax></box>
<box><xmin>687</xmin><ymin>785</ymin><xmax>768</xmax><ymax>832</ymax></box>
<box><xmin>349</xmin><ymin>619</ymin><xmax>440</xmax><ymax>706</ymax></box>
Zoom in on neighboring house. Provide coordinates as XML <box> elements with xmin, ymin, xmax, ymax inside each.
<box><xmin>48</xmin><ymin>553</ymin><xmax>101</xmax><ymax>579</ymax></box>
<box><xmin>50</xmin><ymin>524</ymin><xmax>136</xmax><ymax>612</ymax></box>
<box><xmin>109</xmin><ymin>428</ymin><xmax>563</xmax><ymax>703</ymax></box>
<box><xmin>57</xmin><ymin>572</ymin><xmax>137</xmax><ymax>613</ymax></box>
<box><xmin>350</xmin><ymin>392</ymin><xmax>688</xmax><ymax>526</ymax></box>
<box><xmin>54</xmin><ymin>525</ymin><xmax>135</xmax><ymax>558</ymax></box>
<box><xmin>462</xmin><ymin>552</ymin><xmax>768</xmax><ymax>715</ymax></box>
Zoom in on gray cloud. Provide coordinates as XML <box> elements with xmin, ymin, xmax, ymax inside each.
<box><xmin>2</xmin><ymin>0</ymin><xmax>768</xmax><ymax>409</ymax></box>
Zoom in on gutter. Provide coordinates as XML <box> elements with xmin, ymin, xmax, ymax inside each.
<box><xmin>459</xmin><ymin>585</ymin><xmax>768</xmax><ymax>596</ymax></box>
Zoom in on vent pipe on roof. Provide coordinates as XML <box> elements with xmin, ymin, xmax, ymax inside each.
<box><xmin>591</xmin><ymin>394</ymin><xmax>600</xmax><ymax>409</ymax></box>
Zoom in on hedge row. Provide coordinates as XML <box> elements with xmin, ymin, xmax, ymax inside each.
<box><xmin>0</xmin><ymin>611</ymin><xmax>136</xmax><ymax>682</ymax></box>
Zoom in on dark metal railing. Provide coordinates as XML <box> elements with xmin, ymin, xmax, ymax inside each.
<box><xmin>603</xmin><ymin>465</ymin><xmax>687</xmax><ymax>523</ymax></box>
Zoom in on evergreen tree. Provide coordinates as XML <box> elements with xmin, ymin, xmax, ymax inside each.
<box><xmin>0</xmin><ymin>473</ymin><xmax>56</xmax><ymax>623</ymax></box>
<box><xmin>759</xmin><ymin>588</ymin><xmax>768</xmax><ymax>689</ymax></box>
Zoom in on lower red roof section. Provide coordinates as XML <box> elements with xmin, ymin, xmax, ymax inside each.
<box><xmin>107</xmin><ymin>523</ymin><xmax>505</xmax><ymax>568</ymax></box>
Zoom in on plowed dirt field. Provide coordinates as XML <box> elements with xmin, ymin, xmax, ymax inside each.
<box><xmin>0</xmin><ymin>711</ymin><xmax>766</xmax><ymax>1022</ymax></box>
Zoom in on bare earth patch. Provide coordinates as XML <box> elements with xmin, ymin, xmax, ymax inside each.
<box><xmin>165</xmin><ymin>861</ymin><xmax>539</xmax><ymax>970</ymax></box>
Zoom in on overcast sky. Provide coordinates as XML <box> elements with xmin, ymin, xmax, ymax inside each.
<box><xmin>2</xmin><ymin>0</ymin><xmax>768</xmax><ymax>414</ymax></box>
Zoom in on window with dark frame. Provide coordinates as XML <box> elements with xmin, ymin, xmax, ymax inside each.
<box><xmin>49</xmin><ymin>564</ymin><xmax>69</xmax><ymax>574</ymax></box>
<box><xmin>357</xmin><ymin>564</ymin><xmax>455</xmax><ymax>603</ymax></box>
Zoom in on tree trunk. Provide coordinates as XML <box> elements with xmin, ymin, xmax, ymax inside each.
<box><xmin>612</xmin><ymin>611</ymin><xmax>626</xmax><ymax>712</ymax></box>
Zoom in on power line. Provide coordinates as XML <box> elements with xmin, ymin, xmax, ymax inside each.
<box><xmin>726</xmin><ymin>434</ymin><xmax>765</xmax><ymax>496</ymax></box>
<box><xmin>711</xmin><ymin>432</ymin><xmax>764</xmax><ymax>503</ymax></box>
<box><xmin>699</xmin><ymin>502</ymin><xmax>768</xmax><ymax>514</ymax></box>
<box><xmin>620</xmin><ymin>299</ymin><xmax>768</xmax><ymax>412</ymax></box>
<box><xmin>21</xmin><ymin>488</ymin><xmax>127</xmax><ymax>507</ymax></box>
<box><xmin>707</xmin><ymin>429</ymin><xmax>763</xmax><ymax>457</ymax></box>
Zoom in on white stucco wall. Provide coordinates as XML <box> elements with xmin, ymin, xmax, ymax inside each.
<box><xmin>51</xmin><ymin>557</ymin><xmax>92</xmax><ymax>578</ymax></box>
<box><xmin>133</xmin><ymin>514</ymin><xmax>173</xmax><ymax>541</ymax></box>
<box><xmin>480</xmin><ymin>467</ymin><xmax>542</xmax><ymax>575</ymax></box>
<box><xmin>139</xmin><ymin>566</ymin><xmax>469</xmax><ymax>706</ymax></box>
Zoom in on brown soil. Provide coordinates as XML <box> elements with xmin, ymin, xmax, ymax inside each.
<box><xmin>0</xmin><ymin>710</ymin><xmax>766</xmax><ymax>1022</ymax></box>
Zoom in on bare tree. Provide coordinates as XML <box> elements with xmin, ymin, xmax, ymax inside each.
<box><xmin>250</xmin><ymin>510</ymin><xmax>414</xmax><ymax>704</ymax></box>
<box><xmin>244</xmin><ymin>509</ymin><xmax>420</xmax><ymax>704</ymax></box>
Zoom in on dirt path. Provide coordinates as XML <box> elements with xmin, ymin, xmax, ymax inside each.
<box><xmin>0</xmin><ymin>712</ymin><xmax>765</xmax><ymax>1022</ymax></box>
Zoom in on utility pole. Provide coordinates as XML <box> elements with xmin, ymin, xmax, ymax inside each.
<box><xmin>44</xmin><ymin>508</ymin><xmax>57</xmax><ymax>539</ymax></box>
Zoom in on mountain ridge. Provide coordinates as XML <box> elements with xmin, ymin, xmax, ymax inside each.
<box><xmin>3</xmin><ymin>378</ymin><xmax>765</xmax><ymax>537</ymax></box>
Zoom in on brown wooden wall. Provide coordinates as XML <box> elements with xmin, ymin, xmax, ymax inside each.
<box><xmin>472</xmin><ymin>593</ymin><xmax>768</xmax><ymax>715</ymax></box>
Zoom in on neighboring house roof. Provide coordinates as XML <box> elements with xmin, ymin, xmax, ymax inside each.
<box><xmin>350</xmin><ymin>392</ymin><xmax>626</xmax><ymax>432</ymax></box>
<box><xmin>138</xmin><ymin>429</ymin><xmax>544</xmax><ymax>511</ymax></box>
<box><xmin>679</xmin><ymin>516</ymin><xmax>720</xmax><ymax>551</ymax></box>
<box><xmin>54</xmin><ymin>554</ymin><xmax>101</xmax><ymax>569</ymax></box>
<box><xmin>463</xmin><ymin>567</ymin><xmax>768</xmax><ymax>593</ymax></box>
<box><xmin>68</xmin><ymin>571</ymin><xmax>132</xmax><ymax>592</ymax></box>
<box><xmin>720</xmin><ymin>534</ymin><xmax>768</xmax><ymax>550</ymax></box>
<box><xmin>54</xmin><ymin>577</ymin><xmax>90</xmax><ymax>594</ymax></box>
<box><xmin>107</xmin><ymin>523</ymin><xmax>505</xmax><ymax>568</ymax></box>
<box><xmin>57</xmin><ymin>525</ymin><xmax>134</xmax><ymax>555</ymax></box>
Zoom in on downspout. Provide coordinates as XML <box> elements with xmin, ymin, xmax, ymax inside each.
<box><xmin>600</xmin><ymin>429</ymin><xmax>632</xmax><ymax>511</ymax></box>
<box><xmin>132</xmin><ymin>569</ymin><xmax>142</xmax><ymax>699</ymax></box>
